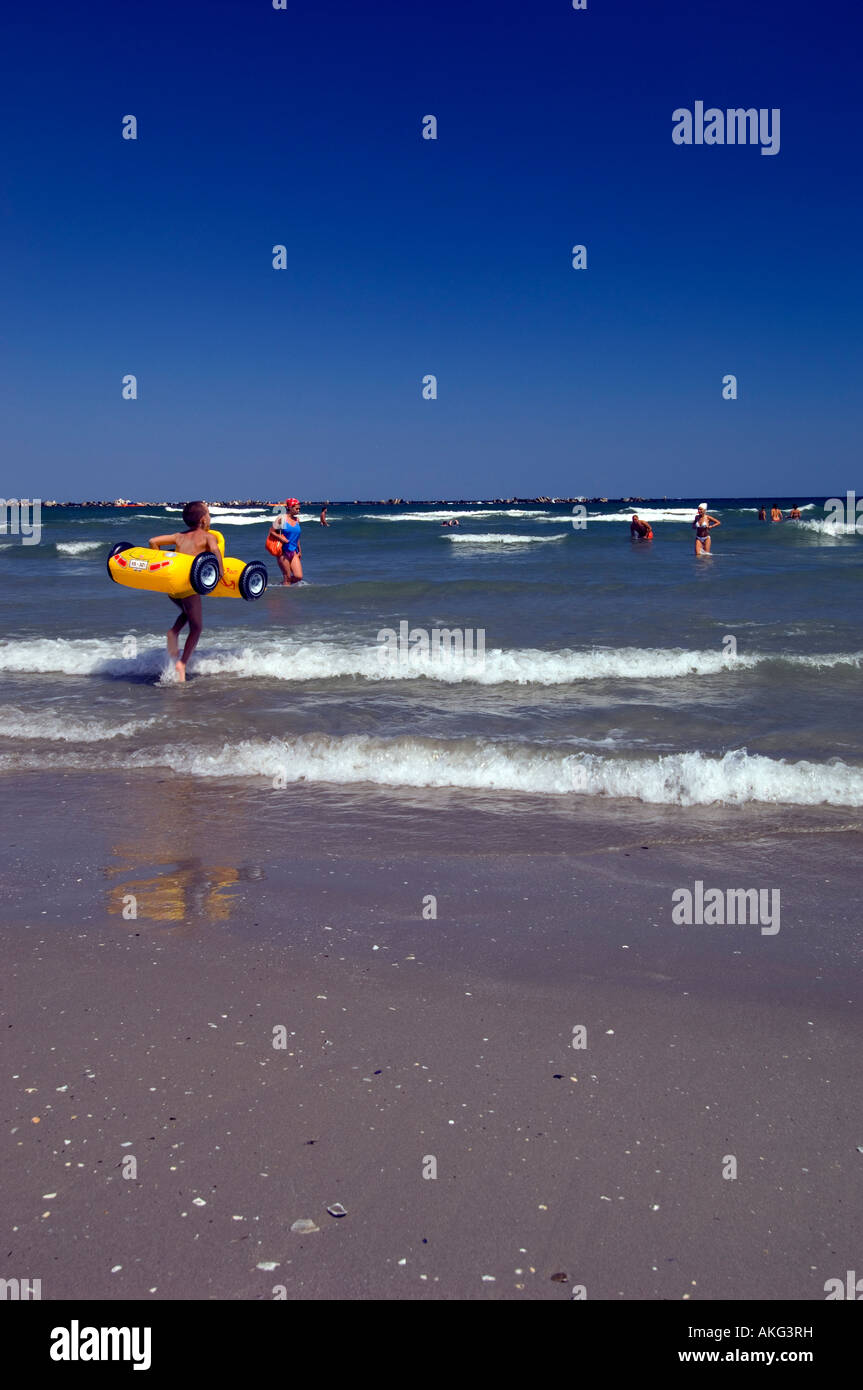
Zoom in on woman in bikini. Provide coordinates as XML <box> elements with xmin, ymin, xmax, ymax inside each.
<box><xmin>692</xmin><ymin>503</ymin><xmax>720</xmax><ymax>555</ymax></box>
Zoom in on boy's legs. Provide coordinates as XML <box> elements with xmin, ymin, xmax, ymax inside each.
<box><xmin>167</xmin><ymin>599</ymin><xmax>189</xmax><ymax>659</ymax></box>
<box><xmin>176</xmin><ymin>596</ymin><xmax>202</xmax><ymax>679</ymax></box>
<box><xmin>167</xmin><ymin>597</ymin><xmax>202</xmax><ymax>680</ymax></box>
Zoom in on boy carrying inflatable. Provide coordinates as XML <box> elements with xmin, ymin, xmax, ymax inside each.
<box><xmin>148</xmin><ymin>501</ymin><xmax>224</xmax><ymax>681</ymax></box>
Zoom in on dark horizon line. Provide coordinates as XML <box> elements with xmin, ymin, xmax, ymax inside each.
<box><xmin>38</xmin><ymin>495</ymin><xmax>843</xmax><ymax>508</ymax></box>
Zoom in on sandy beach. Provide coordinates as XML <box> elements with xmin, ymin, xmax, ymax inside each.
<box><xmin>5</xmin><ymin>0</ymin><xmax>862</xmax><ymax>1336</ymax></box>
<box><xmin>2</xmin><ymin>771</ymin><xmax>860</xmax><ymax>1301</ymax></box>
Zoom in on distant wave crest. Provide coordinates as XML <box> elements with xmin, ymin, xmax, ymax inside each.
<box><xmin>445</xmin><ymin>532</ymin><xmax>569</xmax><ymax>544</ymax></box>
<box><xmin>360</xmin><ymin>509</ymin><xmax>552</xmax><ymax>521</ymax></box>
<box><xmin>56</xmin><ymin>540</ymin><xmax>103</xmax><ymax>555</ymax></box>
<box><xmin>797</xmin><ymin>517</ymin><xmax>860</xmax><ymax>537</ymax></box>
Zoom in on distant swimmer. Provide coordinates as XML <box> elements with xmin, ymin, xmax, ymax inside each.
<box><xmin>692</xmin><ymin>503</ymin><xmax>720</xmax><ymax>555</ymax></box>
<box><xmin>758</xmin><ymin>505</ymin><xmax>767</xmax><ymax>521</ymax></box>
<box><xmin>148</xmin><ymin>500</ymin><xmax>224</xmax><ymax>681</ymax></box>
<box><xmin>771</xmin><ymin>504</ymin><xmax>784</xmax><ymax>522</ymax></box>
<box><xmin>320</xmin><ymin>504</ymin><xmax>330</xmax><ymax>527</ymax></box>
<box><xmin>630</xmin><ymin>514</ymin><xmax>653</xmax><ymax>542</ymax></box>
<box><xmin>268</xmin><ymin>498</ymin><xmax>303</xmax><ymax>585</ymax></box>
<box><xmin>789</xmin><ymin>504</ymin><xmax>801</xmax><ymax>519</ymax></box>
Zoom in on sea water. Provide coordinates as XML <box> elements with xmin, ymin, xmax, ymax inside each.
<box><xmin>0</xmin><ymin>499</ymin><xmax>860</xmax><ymax>813</ymax></box>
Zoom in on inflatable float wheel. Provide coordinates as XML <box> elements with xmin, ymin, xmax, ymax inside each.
<box><xmin>107</xmin><ymin>541</ymin><xmax>135</xmax><ymax>582</ymax></box>
<box><xmin>239</xmin><ymin>560</ymin><xmax>268</xmax><ymax>601</ymax></box>
<box><xmin>189</xmin><ymin>552</ymin><xmax>221</xmax><ymax>595</ymax></box>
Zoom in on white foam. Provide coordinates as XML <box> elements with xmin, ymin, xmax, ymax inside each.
<box><xmin>0</xmin><ymin>638</ymin><xmax>170</xmax><ymax>679</ymax></box>
<box><xmin>359</xmin><ymin>509</ymin><xmax>551</xmax><ymax>521</ymax></box>
<box><xmin>195</xmin><ymin>643</ymin><xmax>862</xmax><ymax>684</ymax></box>
<box><xmin>212</xmin><ymin>511</ymin><xmax>316</xmax><ymax>526</ymax></box>
<box><xmin>2</xmin><ymin>637</ymin><xmax>859</xmax><ymax>687</ymax></box>
<box><xmin>445</xmin><ymin>532</ymin><xmax>569</xmax><ymax>545</ymax></box>
<box><xmin>56</xmin><ymin>541</ymin><xmax>103</xmax><ymax>555</ymax></box>
<box><xmin>210</xmin><ymin>513</ymin><xmax>289</xmax><ymax>525</ymax></box>
<box><xmin>159</xmin><ymin>507</ymin><xmax>286</xmax><ymax>525</ymax></box>
<box><xmin>582</xmin><ymin>508</ymin><xmax>702</xmax><ymax>523</ymax></box>
<box><xmin>0</xmin><ymin>705</ymin><xmax>157</xmax><ymax>742</ymax></box>
<box><xmin>9</xmin><ymin>737</ymin><xmax>857</xmax><ymax>807</ymax></box>
<box><xmin>164</xmin><ymin>506</ymin><xmax>269</xmax><ymax>515</ymax></box>
<box><xmin>86</xmin><ymin>508</ymin><xmax>290</xmax><ymax>528</ymax></box>
<box><xmin>797</xmin><ymin>518</ymin><xmax>860</xmax><ymax>536</ymax></box>
<box><xmin>186</xmin><ymin>740</ymin><xmax>863</xmax><ymax>804</ymax></box>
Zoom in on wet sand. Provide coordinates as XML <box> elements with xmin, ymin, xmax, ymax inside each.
<box><xmin>1</xmin><ymin>772</ymin><xmax>861</xmax><ymax>1300</ymax></box>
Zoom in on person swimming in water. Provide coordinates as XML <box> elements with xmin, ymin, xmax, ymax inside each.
<box><xmin>789</xmin><ymin>504</ymin><xmax>801</xmax><ymax>519</ymax></box>
<box><xmin>770</xmin><ymin>504</ymin><xmax>784</xmax><ymax>522</ymax></box>
<box><xmin>630</xmin><ymin>514</ymin><xmax>653</xmax><ymax>542</ymax></box>
<box><xmin>268</xmin><ymin>498</ymin><xmax>303</xmax><ymax>584</ymax></box>
<box><xmin>758</xmin><ymin>505</ymin><xmax>767</xmax><ymax>521</ymax></box>
<box><xmin>692</xmin><ymin>503</ymin><xmax>720</xmax><ymax>555</ymax></box>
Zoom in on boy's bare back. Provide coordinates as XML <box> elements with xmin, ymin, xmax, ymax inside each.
<box><xmin>153</xmin><ymin>528</ymin><xmax>221</xmax><ymax>557</ymax></box>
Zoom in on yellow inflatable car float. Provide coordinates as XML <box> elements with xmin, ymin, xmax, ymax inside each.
<box><xmin>107</xmin><ymin>529</ymin><xmax>268</xmax><ymax>601</ymax></box>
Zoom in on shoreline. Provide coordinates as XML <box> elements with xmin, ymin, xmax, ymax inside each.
<box><xmin>2</xmin><ymin>773</ymin><xmax>861</xmax><ymax>1299</ymax></box>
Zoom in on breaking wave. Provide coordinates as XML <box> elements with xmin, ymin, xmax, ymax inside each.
<box><xmin>1</xmin><ymin>735</ymin><xmax>861</xmax><ymax>806</ymax></box>
<box><xmin>0</xmin><ymin>637</ymin><xmax>859</xmax><ymax>686</ymax></box>
<box><xmin>797</xmin><ymin>518</ymin><xmax>860</xmax><ymax>537</ymax></box>
<box><xmin>0</xmin><ymin>705</ymin><xmax>158</xmax><ymax>741</ymax></box>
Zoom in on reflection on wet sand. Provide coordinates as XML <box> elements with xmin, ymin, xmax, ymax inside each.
<box><xmin>107</xmin><ymin>856</ymin><xmax>245</xmax><ymax>925</ymax></box>
<box><xmin>104</xmin><ymin>778</ymin><xmax>264</xmax><ymax>930</ymax></box>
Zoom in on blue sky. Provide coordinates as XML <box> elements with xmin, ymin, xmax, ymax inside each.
<box><xmin>3</xmin><ymin>0</ymin><xmax>860</xmax><ymax>500</ymax></box>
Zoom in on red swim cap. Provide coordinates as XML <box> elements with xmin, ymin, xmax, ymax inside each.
<box><xmin>285</xmin><ymin>498</ymin><xmax>300</xmax><ymax>509</ymax></box>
